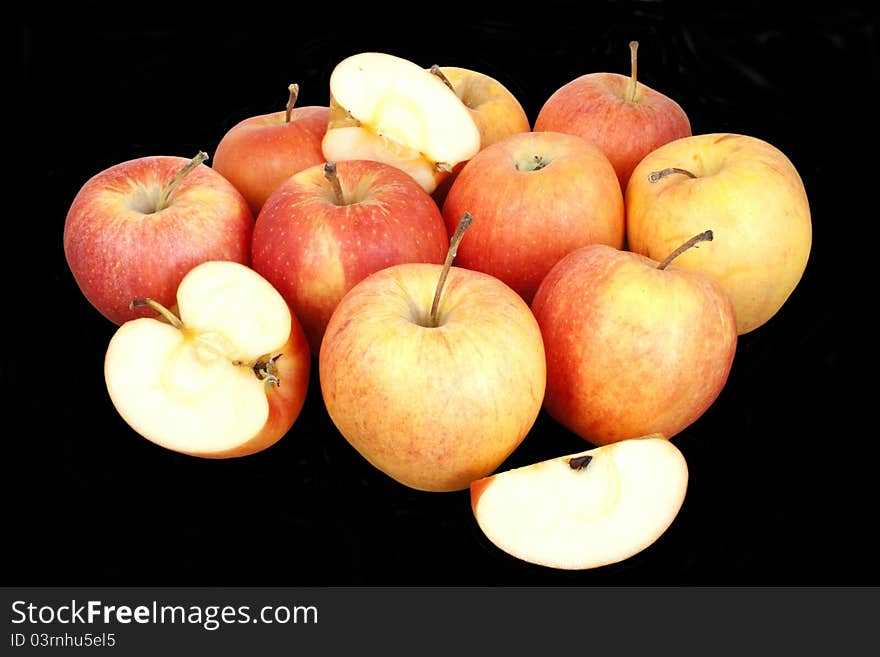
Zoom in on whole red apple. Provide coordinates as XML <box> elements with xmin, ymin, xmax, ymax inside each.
<box><xmin>534</xmin><ymin>41</ymin><xmax>691</xmax><ymax>189</ymax></box>
<box><xmin>252</xmin><ymin>159</ymin><xmax>449</xmax><ymax>354</ymax></box>
<box><xmin>531</xmin><ymin>233</ymin><xmax>737</xmax><ymax>446</ymax></box>
<box><xmin>64</xmin><ymin>152</ymin><xmax>254</xmax><ymax>325</ymax></box>
<box><xmin>213</xmin><ymin>84</ymin><xmax>329</xmax><ymax>215</ymax></box>
<box><xmin>442</xmin><ymin>131</ymin><xmax>624</xmax><ymax>303</ymax></box>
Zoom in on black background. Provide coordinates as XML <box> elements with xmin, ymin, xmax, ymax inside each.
<box><xmin>7</xmin><ymin>1</ymin><xmax>875</xmax><ymax>586</ymax></box>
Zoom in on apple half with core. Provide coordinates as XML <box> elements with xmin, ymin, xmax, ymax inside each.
<box><xmin>104</xmin><ymin>260</ymin><xmax>310</xmax><ymax>458</ymax></box>
<box><xmin>213</xmin><ymin>83</ymin><xmax>329</xmax><ymax>215</ymax></box>
<box><xmin>441</xmin><ymin>130</ymin><xmax>624</xmax><ymax>303</ymax></box>
<box><xmin>531</xmin><ymin>233</ymin><xmax>737</xmax><ymax>446</ymax></box>
<box><xmin>320</xmin><ymin>215</ymin><xmax>546</xmax><ymax>492</ymax></box>
<box><xmin>625</xmin><ymin>132</ymin><xmax>812</xmax><ymax>334</ymax></box>
<box><xmin>321</xmin><ymin>52</ymin><xmax>481</xmax><ymax>193</ymax></box>
<box><xmin>64</xmin><ymin>152</ymin><xmax>253</xmax><ymax>325</ymax></box>
<box><xmin>471</xmin><ymin>435</ymin><xmax>688</xmax><ymax>570</ymax></box>
<box><xmin>534</xmin><ymin>41</ymin><xmax>691</xmax><ymax>189</ymax></box>
<box><xmin>252</xmin><ymin>159</ymin><xmax>449</xmax><ymax>354</ymax></box>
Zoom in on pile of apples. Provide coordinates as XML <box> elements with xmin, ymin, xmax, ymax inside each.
<box><xmin>62</xmin><ymin>44</ymin><xmax>812</xmax><ymax>571</ymax></box>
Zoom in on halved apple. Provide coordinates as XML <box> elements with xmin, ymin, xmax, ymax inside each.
<box><xmin>104</xmin><ymin>260</ymin><xmax>310</xmax><ymax>458</ymax></box>
<box><xmin>322</xmin><ymin>52</ymin><xmax>481</xmax><ymax>193</ymax></box>
<box><xmin>470</xmin><ymin>436</ymin><xmax>688</xmax><ymax>570</ymax></box>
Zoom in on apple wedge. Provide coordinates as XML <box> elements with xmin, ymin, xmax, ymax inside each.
<box><xmin>322</xmin><ymin>52</ymin><xmax>481</xmax><ymax>193</ymax></box>
<box><xmin>104</xmin><ymin>260</ymin><xmax>310</xmax><ymax>458</ymax></box>
<box><xmin>471</xmin><ymin>436</ymin><xmax>688</xmax><ymax>570</ymax></box>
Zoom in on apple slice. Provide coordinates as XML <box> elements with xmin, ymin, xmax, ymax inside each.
<box><xmin>322</xmin><ymin>52</ymin><xmax>481</xmax><ymax>193</ymax></box>
<box><xmin>104</xmin><ymin>260</ymin><xmax>310</xmax><ymax>458</ymax></box>
<box><xmin>471</xmin><ymin>436</ymin><xmax>688</xmax><ymax>570</ymax></box>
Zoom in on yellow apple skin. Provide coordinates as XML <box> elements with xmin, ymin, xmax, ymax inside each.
<box><xmin>625</xmin><ymin>133</ymin><xmax>812</xmax><ymax>334</ymax></box>
<box><xmin>319</xmin><ymin>263</ymin><xmax>546</xmax><ymax>492</ymax></box>
<box><xmin>531</xmin><ymin>244</ymin><xmax>737</xmax><ymax>446</ymax></box>
<box><xmin>438</xmin><ymin>67</ymin><xmax>530</xmax><ymax>148</ymax></box>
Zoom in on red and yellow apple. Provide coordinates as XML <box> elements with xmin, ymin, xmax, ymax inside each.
<box><xmin>321</xmin><ymin>52</ymin><xmax>481</xmax><ymax>193</ymax></box>
<box><xmin>104</xmin><ymin>260</ymin><xmax>310</xmax><ymax>458</ymax></box>
<box><xmin>625</xmin><ymin>133</ymin><xmax>812</xmax><ymax>334</ymax></box>
<box><xmin>213</xmin><ymin>83</ymin><xmax>329</xmax><ymax>215</ymax></box>
<box><xmin>534</xmin><ymin>41</ymin><xmax>691</xmax><ymax>189</ymax></box>
<box><xmin>63</xmin><ymin>152</ymin><xmax>254</xmax><ymax>325</ymax></box>
<box><xmin>252</xmin><ymin>159</ymin><xmax>449</xmax><ymax>354</ymax></box>
<box><xmin>442</xmin><ymin>130</ymin><xmax>624</xmax><ymax>303</ymax></box>
<box><xmin>320</xmin><ymin>220</ymin><xmax>546</xmax><ymax>492</ymax></box>
<box><xmin>471</xmin><ymin>435</ymin><xmax>688</xmax><ymax>570</ymax></box>
<box><xmin>531</xmin><ymin>235</ymin><xmax>737</xmax><ymax>446</ymax></box>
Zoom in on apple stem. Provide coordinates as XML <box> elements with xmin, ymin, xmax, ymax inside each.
<box><xmin>285</xmin><ymin>83</ymin><xmax>300</xmax><ymax>123</ymax></box>
<box><xmin>130</xmin><ymin>298</ymin><xmax>183</xmax><ymax>329</ymax></box>
<box><xmin>323</xmin><ymin>162</ymin><xmax>346</xmax><ymax>205</ymax></box>
<box><xmin>657</xmin><ymin>230</ymin><xmax>714</xmax><ymax>270</ymax></box>
<box><xmin>429</xmin><ymin>65</ymin><xmax>456</xmax><ymax>93</ymax></box>
<box><xmin>569</xmin><ymin>454</ymin><xmax>593</xmax><ymax>471</ymax></box>
<box><xmin>429</xmin><ymin>212</ymin><xmax>473</xmax><ymax>328</ymax></box>
<box><xmin>155</xmin><ymin>151</ymin><xmax>209</xmax><ymax>212</ymax></box>
<box><xmin>648</xmin><ymin>167</ymin><xmax>697</xmax><ymax>183</ymax></box>
<box><xmin>626</xmin><ymin>40</ymin><xmax>639</xmax><ymax>102</ymax></box>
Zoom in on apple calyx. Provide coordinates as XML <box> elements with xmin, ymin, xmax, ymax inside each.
<box><xmin>429</xmin><ymin>211</ymin><xmax>474</xmax><ymax>327</ymax></box>
<box><xmin>249</xmin><ymin>353</ymin><xmax>283</xmax><ymax>387</ymax></box>
<box><xmin>569</xmin><ymin>454</ymin><xmax>593</xmax><ymax>470</ymax></box>
<box><xmin>626</xmin><ymin>40</ymin><xmax>639</xmax><ymax>102</ymax></box>
<box><xmin>323</xmin><ymin>161</ymin><xmax>346</xmax><ymax>205</ymax></box>
<box><xmin>285</xmin><ymin>83</ymin><xmax>300</xmax><ymax>123</ymax></box>
<box><xmin>657</xmin><ymin>230</ymin><xmax>714</xmax><ymax>270</ymax></box>
<box><xmin>130</xmin><ymin>297</ymin><xmax>283</xmax><ymax>387</ymax></box>
<box><xmin>154</xmin><ymin>151</ymin><xmax>208</xmax><ymax>212</ymax></box>
<box><xmin>648</xmin><ymin>167</ymin><xmax>698</xmax><ymax>183</ymax></box>
<box><xmin>516</xmin><ymin>154</ymin><xmax>550</xmax><ymax>172</ymax></box>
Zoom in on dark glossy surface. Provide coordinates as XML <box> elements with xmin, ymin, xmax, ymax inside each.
<box><xmin>7</xmin><ymin>1</ymin><xmax>874</xmax><ymax>585</ymax></box>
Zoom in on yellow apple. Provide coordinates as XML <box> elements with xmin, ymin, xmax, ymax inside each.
<box><xmin>626</xmin><ymin>133</ymin><xmax>812</xmax><ymax>334</ymax></box>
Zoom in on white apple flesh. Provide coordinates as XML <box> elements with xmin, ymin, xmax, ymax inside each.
<box><xmin>471</xmin><ymin>436</ymin><xmax>688</xmax><ymax>570</ymax></box>
<box><xmin>322</xmin><ymin>52</ymin><xmax>481</xmax><ymax>193</ymax></box>
<box><xmin>104</xmin><ymin>260</ymin><xmax>310</xmax><ymax>458</ymax></box>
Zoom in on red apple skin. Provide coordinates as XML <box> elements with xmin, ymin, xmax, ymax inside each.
<box><xmin>534</xmin><ymin>73</ymin><xmax>691</xmax><ymax>189</ymax></box>
<box><xmin>442</xmin><ymin>131</ymin><xmax>624</xmax><ymax>304</ymax></box>
<box><xmin>202</xmin><ymin>312</ymin><xmax>311</xmax><ymax>458</ymax></box>
<box><xmin>252</xmin><ymin>160</ymin><xmax>449</xmax><ymax>354</ymax></box>
<box><xmin>213</xmin><ymin>105</ymin><xmax>329</xmax><ymax>215</ymax></box>
<box><xmin>531</xmin><ymin>244</ymin><xmax>737</xmax><ymax>446</ymax></box>
<box><xmin>64</xmin><ymin>156</ymin><xmax>254</xmax><ymax>325</ymax></box>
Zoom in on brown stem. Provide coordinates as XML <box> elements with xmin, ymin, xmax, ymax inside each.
<box><xmin>626</xmin><ymin>41</ymin><xmax>639</xmax><ymax>102</ymax></box>
<box><xmin>130</xmin><ymin>298</ymin><xmax>183</xmax><ymax>329</ymax></box>
<box><xmin>155</xmin><ymin>151</ymin><xmax>208</xmax><ymax>212</ymax></box>
<box><xmin>285</xmin><ymin>83</ymin><xmax>300</xmax><ymax>123</ymax></box>
<box><xmin>429</xmin><ymin>65</ymin><xmax>456</xmax><ymax>93</ymax></box>
<box><xmin>657</xmin><ymin>231</ymin><xmax>713</xmax><ymax>270</ymax></box>
<box><xmin>649</xmin><ymin>167</ymin><xmax>697</xmax><ymax>183</ymax></box>
<box><xmin>323</xmin><ymin>162</ymin><xmax>345</xmax><ymax>205</ymax></box>
<box><xmin>429</xmin><ymin>212</ymin><xmax>473</xmax><ymax>328</ymax></box>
